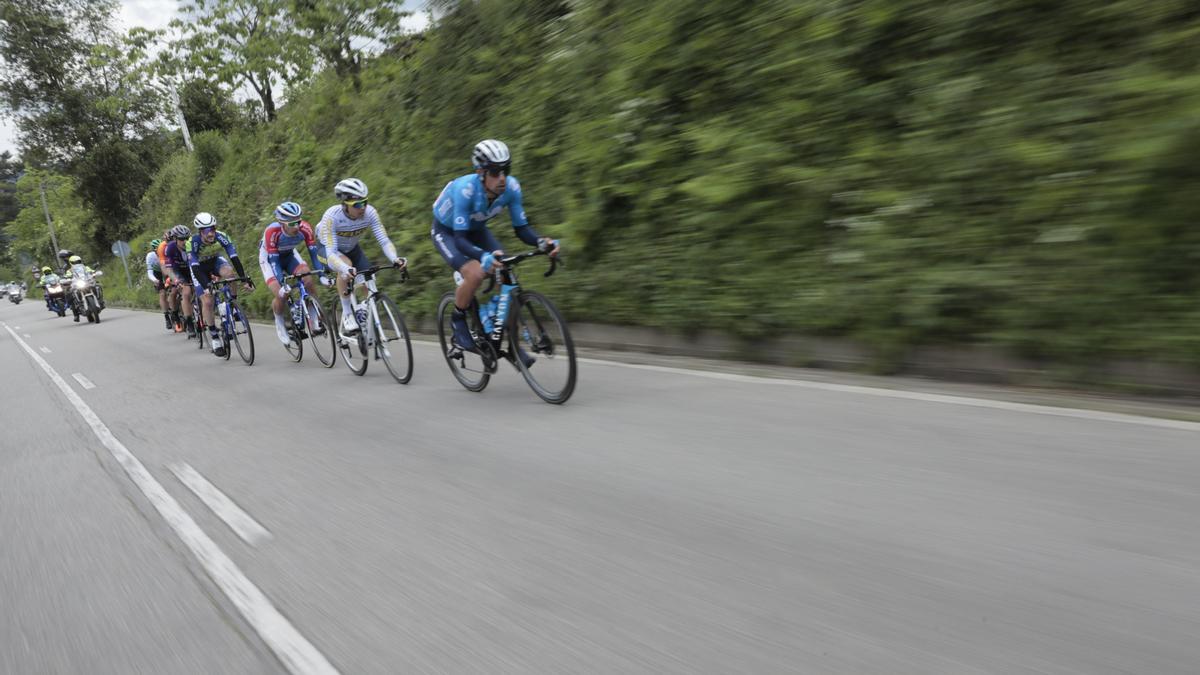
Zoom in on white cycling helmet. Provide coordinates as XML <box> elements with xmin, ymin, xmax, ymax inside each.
<box><xmin>472</xmin><ymin>139</ymin><xmax>511</xmax><ymax>170</ymax></box>
<box><xmin>194</xmin><ymin>212</ymin><xmax>217</xmax><ymax>230</ymax></box>
<box><xmin>334</xmin><ymin>178</ymin><xmax>368</xmax><ymax>201</ymax></box>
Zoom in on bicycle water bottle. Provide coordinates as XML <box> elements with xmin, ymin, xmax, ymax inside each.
<box><xmin>218</xmin><ymin>299</ymin><xmax>228</xmax><ymax>317</ymax></box>
<box><xmin>479</xmin><ymin>295</ymin><xmax>500</xmax><ymax>334</ymax></box>
<box><xmin>354</xmin><ymin>300</ymin><xmax>368</xmax><ymax>326</ymax></box>
<box><xmin>290</xmin><ymin>303</ymin><xmax>303</xmax><ymax>327</ymax></box>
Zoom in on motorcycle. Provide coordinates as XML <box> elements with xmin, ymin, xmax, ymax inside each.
<box><xmin>43</xmin><ymin>275</ymin><xmax>67</xmax><ymax>317</ymax></box>
<box><xmin>67</xmin><ymin>265</ymin><xmax>104</xmax><ymax>324</ymax></box>
<box><xmin>7</xmin><ymin>284</ymin><xmax>23</xmax><ymax>304</ymax></box>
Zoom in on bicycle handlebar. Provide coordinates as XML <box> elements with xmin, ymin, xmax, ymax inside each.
<box><xmin>483</xmin><ymin>249</ymin><xmax>560</xmax><ymax>294</ymax></box>
<box><xmin>210</xmin><ymin>276</ymin><xmax>254</xmax><ymax>288</ymax></box>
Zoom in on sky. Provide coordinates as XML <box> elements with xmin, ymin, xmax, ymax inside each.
<box><xmin>0</xmin><ymin>0</ymin><xmax>430</xmax><ymax>158</ymax></box>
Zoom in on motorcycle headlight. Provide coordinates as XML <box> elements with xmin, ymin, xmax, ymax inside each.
<box><xmin>49</xmin><ymin>284</ymin><xmax>62</xmax><ymax>292</ymax></box>
<box><xmin>72</xmin><ymin>279</ymin><xmax>87</xmax><ymax>289</ymax></box>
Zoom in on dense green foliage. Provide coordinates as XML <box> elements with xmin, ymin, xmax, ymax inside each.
<box><xmin>8</xmin><ymin>0</ymin><xmax>1200</xmax><ymax>371</ymax></box>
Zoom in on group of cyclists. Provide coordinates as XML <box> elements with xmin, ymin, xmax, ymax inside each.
<box><xmin>140</xmin><ymin>139</ymin><xmax>559</xmax><ymax>360</ymax></box>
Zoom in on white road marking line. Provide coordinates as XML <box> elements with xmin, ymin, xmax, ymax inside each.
<box><xmin>170</xmin><ymin>463</ymin><xmax>272</xmax><ymax>546</ymax></box>
<box><xmin>3</xmin><ymin>326</ymin><xmax>338</xmax><ymax>675</ymax></box>
<box><xmin>576</xmin><ymin>357</ymin><xmax>1200</xmax><ymax>433</ymax></box>
<box><xmin>71</xmin><ymin>373</ymin><xmax>96</xmax><ymax>390</ymax></box>
<box><xmin>23</xmin><ymin>333</ymin><xmax>31</xmax><ymax>338</ymax></box>
<box><xmin>39</xmin><ymin>346</ymin><xmax>51</xmax><ymax>354</ymax></box>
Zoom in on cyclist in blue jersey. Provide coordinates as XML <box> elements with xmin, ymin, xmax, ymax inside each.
<box><xmin>315</xmin><ymin>178</ymin><xmax>407</xmax><ymax>335</ymax></box>
<box><xmin>259</xmin><ymin>201</ymin><xmax>327</xmax><ymax>346</ymax></box>
<box><xmin>430</xmin><ymin>139</ymin><xmax>560</xmax><ymax>359</ymax></box>
<box><xmin>186</xmin><ymin>212</ymin><xmax>254</xmax><ymax>357</ymax></box>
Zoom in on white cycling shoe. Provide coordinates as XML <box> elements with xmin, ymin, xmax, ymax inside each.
<box><xmin>341</xmin><ymin>312</ymin><xmax>360</xmax><ymax>335</ymax></box>
<box><xmin>275</xmin><ymin>320</ymin><xmax>292</xmax><ymax>346</ymax></box>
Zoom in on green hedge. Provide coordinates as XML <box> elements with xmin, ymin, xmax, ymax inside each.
<box><xmin>102</xmin><ymin>0</ymin><xmax>1200</xmax><ymax>370</ymax></box>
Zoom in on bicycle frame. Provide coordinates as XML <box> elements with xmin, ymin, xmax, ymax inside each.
<box><xmin>282</xmin><ymin>271</ymin><xmax>323</xmax><ymax>332</ymax></box>
<box><xmin>474</xmin><ymin>250</ymin><xmax>558</xmax><ymax>365</ymax></box>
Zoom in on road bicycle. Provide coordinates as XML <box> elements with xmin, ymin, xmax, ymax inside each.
<box><xmin>279</xmin><ymin>270</ymin><xmax>336</xmax><ymax>367</ymax></box>
<box><xmin>436</xmin><ymin>249</ymin><xmax>576</xmax><ymax>404</ymax></box>
<box><xmin>330</xmin><ymin>265</ymin><xmax>413</xmax><ymax>383</ymax></box>
<box><xmin>209</xmin><ymin>277</ymin><xmax>256</xmax><ymax>366</ymax></box>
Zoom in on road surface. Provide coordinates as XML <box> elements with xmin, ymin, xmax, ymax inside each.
<box><xmin>2</xmin><ymin>301</ymin><xmax>1198</xmax><ymax>674</ymax></box>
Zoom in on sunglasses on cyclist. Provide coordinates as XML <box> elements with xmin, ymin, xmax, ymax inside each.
<box><xmin>343</xmin><ymin>198</ymin><xmax>369</xmax><ymax>209</ymax></box>
<box><xmin>279</xmin><ymin>217</ymin><xmax>302</xmax><ymax>226</ymax></box>
<box><xmin>484</xmin><ymin>165</ymin><xmax>511</xmax><ymax>177</ymax></box>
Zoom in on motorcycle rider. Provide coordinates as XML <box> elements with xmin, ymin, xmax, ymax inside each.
<box><xmin>64</xmin><ymin>255</ymin><xmax>103</xmax><ymax>322</ymax></box>
<box><xmin>38</xmin><ymin>266</ymin><xmax>58</xmax><ymax>311</ymax></box>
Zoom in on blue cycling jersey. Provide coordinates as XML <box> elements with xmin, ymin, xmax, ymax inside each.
<box><xmin>432</xmin><ymin>174</ymin><xmax>528</xmax><ymax>231</ymax></box>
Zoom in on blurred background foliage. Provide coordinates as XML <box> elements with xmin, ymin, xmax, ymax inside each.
<box><xmin>3</xmin><ymin>0</ymin><xmax>1200</xmax><ymax>370</ymax></box>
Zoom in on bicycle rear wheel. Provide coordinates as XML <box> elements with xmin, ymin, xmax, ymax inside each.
<box><xmin>509</xmin><ymin>291</ymin><xmax>576</xmax><ymax>404</ymax></box>
<box><xmin>436</xmin><ymin>292</ymin><xmax>489</xmax><ymax>392</ymax></box>
<box><xmin>303</xmin><ymin>294</ymin><xmax>336</xmax><ymax>368</ymax></box>
<box><xmin>372</xmin><ymin>294</ymin><xmax>413</xmax><ymax>384</ymax></box>
<box><xmin>229</xmin><ymin>300</ymin><xmax>255</xmax><ymax>366</ymax></box>
<box><xmin>333</xmin><ymin>299</ymin><xmax>368</xmax><ymax>376</ymax></box>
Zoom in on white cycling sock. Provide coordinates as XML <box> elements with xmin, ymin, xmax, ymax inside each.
<box><xmin>340</xmin><ymin>296</ymin><xmax>353</xmax><ymax>316</ymax></box>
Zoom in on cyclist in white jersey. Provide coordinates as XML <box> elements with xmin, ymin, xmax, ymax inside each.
<box><xmin>315</xmin><ymin>178</ymin><xmax>408</xmax><ymax>334</ymax></box>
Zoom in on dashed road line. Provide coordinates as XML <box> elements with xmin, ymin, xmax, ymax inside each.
<box><xmin>3</xmin><ymin>325</ymin><xmax>338</xmax><ymax>675</ymax></box>
<box><xmin>71</xmin><ymin>372</ymin><xmax>96</xmax><ymax>390</ymax></box>
<box><xmin>170</xmin><ymin>463</ymin><xmax>272</xmax><ymax>546</ymax></box>
<box><xmin>39</xmin><ymin>346</ymin><xmax>51</xmax><ymax>354</ymax></box>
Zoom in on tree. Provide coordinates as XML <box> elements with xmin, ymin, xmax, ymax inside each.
<box><xmin>172</xmin><ymin>0</ymin><xmax>313</xmax><ymax>121</ymax></box>
<box><xmin>0</xmin><ymin>0</ymin><xmax>167</xmax><ymax>237</ymax></box>
<box><xmin>289</xmin><ymin>0</ymin><xmax>412</xmax><ymax>88</ymax></box>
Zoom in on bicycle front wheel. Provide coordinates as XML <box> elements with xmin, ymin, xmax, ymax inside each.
<box><xmin>333</xmin><ymin>299</ymin><xmax>368</xmax><ymax>376</ymax></box>
<box><xmin>509</xmin><ymin>291</ymin><xmax>576</xmax><ymax>404</ymax></box>
<box><xmin>229</xmin><ymin>300</ymin><xmax>255</xmax><ymax>366</ymax></box>
<box><xmin>436</xmin><ymin>292</ymin><xmax>489</xmax><ymax>392</ymax></box>
<box><xmin>303</xmin><ymin>294</ymin><xmax>336</xmax><ymax>368</ymax></box>
<box><xmin>283</xmin><ymin>301</ymin><xmax>303</xmax><ymax>362</ymax></box>
<box><xmin>194</xmin><ymin>301</ymin><xmax>207</xmax><ymax>350</ymax></box>
<box><xmin>372</xmin><ymin>294</ymin><xmax>413</xmax><ymax>384</ymax></box>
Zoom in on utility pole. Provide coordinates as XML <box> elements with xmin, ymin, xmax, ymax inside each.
<box><xmin>173</xmin><ymin>88</ymin><xmax>194</xmax><ymax>152</ymax></box>
<box><xmin>39</xmin><ymin>177</ymin><xmax>61</xmax><ymax>257</ymax></box>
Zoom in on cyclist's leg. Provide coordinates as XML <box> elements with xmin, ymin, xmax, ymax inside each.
<box><xmin>335</xmin><ymin>245</ymin><xmax>370</xmax><ymax>330</ymax></box>
<box><xmin>216</xmin><ymin>258</ymin><xmax>236</xmax><ymax>298</ymax></box>
<box><xmin>260</xmin><ymin>246</ymin><xmax>284</xmax><ymax>317</ymax></box>
<box><xmin>432</xmin><ymin>222</ymin><xmax>479</xmax><ymax>349</ymax></box>
<box><xmin>178</xmin><ymin>278</ymin><xmax>196</xmax><ymax>335</ymax></box>
<box><xmin>198</xmin><ymin>261</ymin><xmax>218</xmax><ymax>327</ymax></box>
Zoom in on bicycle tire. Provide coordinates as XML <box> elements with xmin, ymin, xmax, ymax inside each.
<box><xmin>333</xmin><ymin>299</ymin><xmax>368</xmax><ymax>376</ymax></box>
<box><xmin>436</xmin><ymin>292</ymin><xmax>489</xmax><ymax>392</ymax></box>
<box><xmin>229</xmin><ymin>300</ymin><xmax>254</xmax><ymax>365</ymax></box>
<box><xmin>373</xmin><ymin>294</ymin><xmax>413</xmax><ymax>384</ymax></box>
<box><xmin>283</xmin><ymin>299</ymin><xmax>303</xmax><ymax>363</ymax></box>
<box><xmin>509</xmin><ymin>291</ymin><xmax>576</xmax><ymax>404</ymax></box>
<box><xmin>194</xmin><ymin>301</ymin><xmax>207</xmax><ymax>350</ymax></box>
<box><xmin>303</xmin><ymin>294</ymin><xmax>336</xmax><ymax>368</ymax></box>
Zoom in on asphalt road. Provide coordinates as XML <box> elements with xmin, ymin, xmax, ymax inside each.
<box><xmin>2</xmin><ymin>300</ymin><xmax>1199</xmax><ymax>674</ymax></box>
